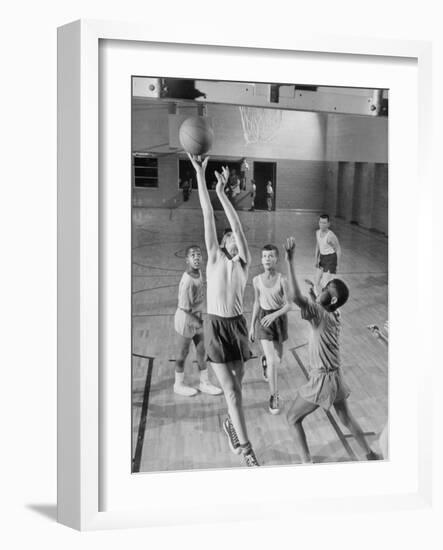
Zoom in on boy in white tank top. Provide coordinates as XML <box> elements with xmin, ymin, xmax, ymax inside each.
<box><xmin>187</xmin><ymin>153</ymin><xmax>259</xmax><ymax>467</ymax></box>
<box><xmin>173</xmin><ymin>245</ymin><xmax>222</xmax><ymax>397</ymax></box>
<box><xmin>311</xmin><ymin>214</ymin><xmax>341</xmax><ymax>296</ymax></box>
<box><xmin>249</xmin><ymin>244</ymin><xmax>290</xmax><ymax>414</ymax></box>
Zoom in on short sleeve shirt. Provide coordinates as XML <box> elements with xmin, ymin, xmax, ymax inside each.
<box><xmin>301</xmin><ymin>301</ymin><xmax>341</xmax><ymax>372</ymax></box>
<box><xmin>177</xmin><ymin>271</ymin><xmax>204</xmax><ymax>313</ymax></box>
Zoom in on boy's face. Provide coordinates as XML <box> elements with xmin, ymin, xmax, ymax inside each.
<box><xmin>318</xmin><ymin>217</ymin><xmax>330</xmax><ymax>231</ymax></box>
<box><xmin>317</xmin><ymin>282</ymin><xmax>338</xmax><ymax>309</ymax></box>
<box><xmin>261</xmin><ymin>249</ymin><xmax>278</xmax><ymax>270</ymax></box>
<box><xmin>186</xmin><ymin>248</ymin><xmax>202</xmax><ymax>270</ymax></box>
<box><xmin>223</xmin><ymin>232</ymin><xmax>238</xmax><ymax>256</ymax></box>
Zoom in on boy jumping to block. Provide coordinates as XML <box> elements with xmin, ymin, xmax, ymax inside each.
<box><xmin>284</xmin><ymin>236</ymin><xmax>379</xmax><ymax>463</ymax></box>
<box><xmin>249</xmin><ymin>244</ymin><xmax>290</xmax><ymax>414</ymax></box>
<box><xmin>187</xmin><ymin>153</ymin><xmax>259</xmax><ymax>467</ymax></box>
<box><xmin>173</xmin><ymin>245</ymin><xmax>222</xmax><ymax>397</ymax></box>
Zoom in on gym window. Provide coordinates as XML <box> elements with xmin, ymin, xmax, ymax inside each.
<box><xmin>133</xmin><ymin>154</ymin><xmax>159</xmax><ymax>188</ymax></box>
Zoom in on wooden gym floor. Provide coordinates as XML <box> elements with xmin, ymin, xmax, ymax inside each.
<box><xmin>132</xmin><ymin>208</ymin><xmax>388</xmax><ymax>473</ymax></box>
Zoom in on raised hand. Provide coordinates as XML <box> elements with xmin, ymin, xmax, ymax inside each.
<box><xmin>284</xmin><ymin>237</ymin><xmax>296</xmax><ymax>261</ymax></box>
<box><xmin>214</xmin><ymin>165</ymin><xmax>230</xmax><ymax>194</ymax></box>
<box><xmin>187</xmin><ymin>152</ymin><xmax>209</xmax><ymax>175</ymax></box>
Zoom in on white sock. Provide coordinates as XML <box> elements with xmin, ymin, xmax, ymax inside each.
<box><xmin>175</xmin><ymin>372</ymin><xmax>185</xmax><ymax>385</ymax></box>
<box><xmin>200</xmin><ymin>368</ymin><xmax>209</xmax><ymax>384</ymax></box>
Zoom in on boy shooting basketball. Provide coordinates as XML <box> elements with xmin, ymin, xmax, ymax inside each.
<box><xmin>313</xmin><ymin>214</ymin><xmax>341</xmax><ymax>295</ymax></box>
<box><xmin>187</xmin><ymin>153</ymin><xmax>259</xmax><ymax>467</ymax></box>
<box><xmin>173</xmin><ymin>245</ymin><xmax>222</xmax><ymax>397</ymax></box>
<box><xmin>284</xmin><ymin>237</ymin><xmax>379</xmax><ymax>463</ymax></box>
<box><xmin>249</xmin><ymin>244</ymin><xmax>290</xmax><ymax>414</ymax></box>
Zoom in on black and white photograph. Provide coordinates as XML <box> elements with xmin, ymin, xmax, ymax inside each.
<box><xmin>131</xmin><ymin>76</ymin><xmax>389</xmax><ymax>473</ymax></box>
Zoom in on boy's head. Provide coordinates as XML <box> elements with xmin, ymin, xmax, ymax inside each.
<box><xmin>318</xmin><ymin>278</ymin><xmax>349</xmax><ymax>311</ymax></box>
<box><xmin>185</xmin><ymin>245</ymin><xmax>202</xmax><ymax>270</ymax></box>
<box><xmin>318</xmin><ymin>214</ymin><xmax>330</xmax><ymax>231</ymax></box>
<box><xmin>261</xmin><ymin>244</ymin><xmax>279</xmax><ymax>270</ymax></box>
<box><xmin>221</xmin><ymin>227</ymin><xmax>238</xmax><ymax>256</ymax></box>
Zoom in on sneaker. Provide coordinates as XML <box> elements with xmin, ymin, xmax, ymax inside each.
<box><xmin>242</xmin><ymin>446</ymin><xmax>260</xmax><ymax>467</ymax></box>
<box><xmin>269</xmin><ymin>393</ymin><xmax>280</xmax><ymax>415</ymax></box>
<box><xmin>261</xmin><ymin>355</ymin><xmax>268</xmax><ymax>382</ymax></box>
<box><xmin>199</xmin><ymin>381</ymin><xmax>223</xmax><ymax>396</ymax></box>
<box><xmin>223</xmin><ymin>417</ymin><xmax>242</xmax><ymax>455</ymax></box>
<box><xmin>173</xmin><ymin>383</ymin><xmax>198</xmax><ymax>397</ymax></box>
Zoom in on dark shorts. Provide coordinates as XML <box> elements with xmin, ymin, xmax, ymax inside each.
<box><xmin>256</xmin><ymin>308</ymin><xmax>288</xmax><ymax>343</ymax></box>
<box><xmin>319</xmin><ymin>253</ymin><xmax>337</xmax><ymax>274</ymax></box>
<box><xmin>205</xmin><ymin>314</ymin><xmax>252</xmax><ymax>364</ymax></box>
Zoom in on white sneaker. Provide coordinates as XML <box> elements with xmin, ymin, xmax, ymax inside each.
<box><xmin>199</xmin><ymin>381</ymin><xmax>222</xmax><ymax>395</ymax></box>
<box><xmin>173</xmin><ymin>383</ymin><xmax>198</xmax><ymax>397</ymax></box>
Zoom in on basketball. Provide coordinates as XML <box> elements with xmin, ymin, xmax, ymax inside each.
<box><xmin>179</xmin><ymin>116</ymin><xmax>214</xmax><ymax>155</ymax></box>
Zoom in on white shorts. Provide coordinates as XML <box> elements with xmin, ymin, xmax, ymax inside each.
<box><xmin>174</xmin><ymin>308</ymin><xmax>203</xmax><ymax>339</ymax></box>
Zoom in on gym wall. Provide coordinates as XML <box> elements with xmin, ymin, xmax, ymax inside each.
<box><xmin>132</xmin><ymin>101</ymin><xmax>388</xmax><ymax>234</ymax></box>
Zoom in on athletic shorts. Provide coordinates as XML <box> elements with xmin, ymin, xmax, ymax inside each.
<box><xmin>204</xmin><ymin>314</ymin><xmax>252</xmax><ymax>364</ymax></box>
<box><xmin>319</xmin><ymin>252</ymin><xmax>337</xmax><ymax>274</ymax></box>
<box><xmin>256</xmin><ymin>307</ymin><xmax>288</xmax><ymax>343</ymax></box>
<box><xmin>298</xmin><ymin>368</ymin><xmax>350</xmax><ymax>410</ymax></box>
<box><xmin>174</xmin><ymin>308</ymin><xmax>203</xmax><ymax>339</ymax></box>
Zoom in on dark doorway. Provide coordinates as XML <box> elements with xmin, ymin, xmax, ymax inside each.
<box><xmin>179</xmin><ymin>158</ymin><xmax>242</xmax><ymax>191</ymax></box>
<box><xmin>253</xmin><ymin>161</ymin><xmax>277</xmax><ymax>210</ymax></box>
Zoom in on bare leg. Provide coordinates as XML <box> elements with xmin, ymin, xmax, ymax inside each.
<box><xmin>286</xmin><ymin>394</ymin><xmax>319</xmax><ymax>463</ymax></box>
<box><xmin>333</xmin><ymin>400</ymin><xmax>373</xmax><ymax>455</ymax></box>
<box><xmin>174</xmin><ymin>335</ymin><xmax>197</xmax><ymax>396</ymax></box>
<box><xmin>175</xmin><ymin>335</ymin><xmax>191</xmax><ymax>373</ymax></box>
<box><xmin>195</xmin><ymin>334</ymin><xmax>222</xmax><ymax>395</ymax></box>
<box><xmin>260</xmin><ymin>339</ymin><xmax>277</xmax><ymax>395</ymax></box>
<box><xmin>211</xmin><ymin>361</ymin><xmax>248</xmax><ymax>445</ymax></box>
<box><xmin>193</xmin><ymin>333</ymin><xmax>206</xmax><ymax>371</ymax></box>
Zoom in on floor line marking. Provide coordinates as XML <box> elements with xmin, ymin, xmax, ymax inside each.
<box><xmin>290</xmin><ymin>347</ymin><xmax>359</xmax><ymax>460</ymax></box>
<box><xmin>132</xmin><ymin>355</ymin><xmax>154</xmax><ymax>473</ymax></box>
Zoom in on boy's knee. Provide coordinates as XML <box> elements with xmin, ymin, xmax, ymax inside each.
<box><xmin>225</xmin><ymin>386</ymin><xmax>241</xmax><ymax>405</ymax></box>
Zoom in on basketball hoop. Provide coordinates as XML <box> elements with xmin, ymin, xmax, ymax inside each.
<box><xmin>239</xmin><ymin>106</ymin><xmax>283</xmax><ymax>144</ymax></box>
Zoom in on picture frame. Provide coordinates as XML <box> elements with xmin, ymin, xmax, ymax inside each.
<box><xmin>57</xmin><ymin>19</ymin><xmax>433</xmax><ymax>531</ymax></box>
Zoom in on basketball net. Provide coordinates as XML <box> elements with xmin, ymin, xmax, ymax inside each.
<box><xmin>239</xmin><ymin>106</ymin><xmax>283</xmax><ymax>144</ymax></box>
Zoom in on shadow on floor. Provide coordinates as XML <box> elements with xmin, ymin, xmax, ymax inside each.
<box><xmin>26</xmin><ymin>504</ymin><xmax>57</xmax><ymax>522</ymax></box>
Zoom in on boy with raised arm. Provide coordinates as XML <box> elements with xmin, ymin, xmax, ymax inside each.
<box><xmin>187</xmin><ymin>153</ymin><xmax>259</xmax><ymax>467</ymax></box>
<box><xmin>284</xmin><ymin>237</ymin><xmax>379</xmax><ymax>463</ymax></box>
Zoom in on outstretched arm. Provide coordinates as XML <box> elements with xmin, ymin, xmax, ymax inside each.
<box><xmin>284</xmin><ymin>237</ymin><xmax>309</xmax><ymax>309</ymax></box>
<box><xmin>328</xmin><ymin>232</ymin><xmax>341</xmax><ymax>263</ymax></box>
<box><xmin>249</xmin><ymin>279</ymin><xmax>260</xmax><ymax>342</ymax></box>
<box><xmin>215</xmin><ymin>167</ymin><xmax>251</xmax><ymax>264</ymax></box>
<box><xmin>187</xmin><ymin>154</ymin><xmax>218</xmax><ymax>262</ymax></box>
<box><xmin>314</xmin><ymin>241</ymin><xmax>320</xmax><ymax>268</ymax></box>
